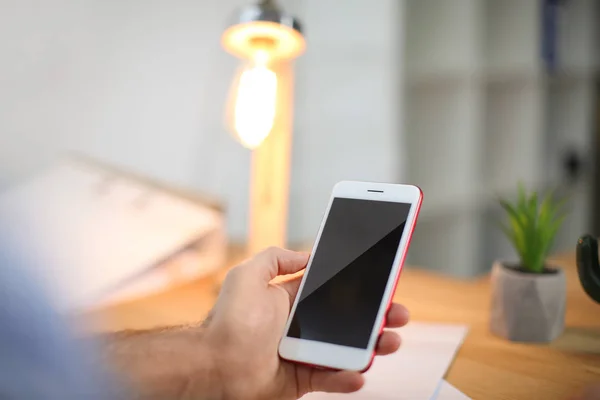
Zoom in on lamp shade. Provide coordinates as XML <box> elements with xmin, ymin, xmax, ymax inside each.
<box><xmin>222</xmin><ymin>1</ymin><xmax>305</xmax><ymax>62</ymax></box>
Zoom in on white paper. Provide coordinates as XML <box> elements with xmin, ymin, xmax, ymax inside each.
<box><xmin>304</xmin><ymin>322</ymin><xmax>468</xmax><ymax>400</ymax></box>
<box><xmin>0</xmin><ymin>158</ymin><xmax>225</xmax><ymax>312</ymax></box>
<box><xmin>435</xmin><ymin>381</ymin><xmax>471</xmax><ymax>400</ymax></box>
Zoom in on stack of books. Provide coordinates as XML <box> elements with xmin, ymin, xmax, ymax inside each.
<box><xmin>0</xmin><ymin>155</ymin><xmax>227</xmax><ymax>313</ymax></box>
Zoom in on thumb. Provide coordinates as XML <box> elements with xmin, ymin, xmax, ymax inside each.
<box><xmin>249</xmin><ymin>247</ymin><xmax>309</xmax><ymax>282</ymax></box>
<box><xmin>279</xmin><ymin>274</ymin><xmax>303</xmax><ymax>307</ymax></box>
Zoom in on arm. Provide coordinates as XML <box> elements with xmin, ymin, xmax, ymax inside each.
<box><xmin>100</xmin><ymin>325</ymin><xmax>222</xmax><ymax>400</ymax></box>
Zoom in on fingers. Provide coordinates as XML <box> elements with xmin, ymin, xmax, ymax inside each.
<box><xmin>309</xmin><ymin>370</ymin><xmax>364</xmax><ymax>394</ymax></box>
<box><xmin>248</xmin><ymin>247</ymin><xmax>310</xmax><ymax>282</ymax></box>
<box><xmin>375</xmin><ymin>331</ymin><xmax>401</xmax><ymax>355</ymax></box>
<box><xmin>385</xmin><ymin>303</ymin><xmax>410</xmax><ymax>328</ymax></box>
<box><xmin>374</xmin><ymin>303</ymin><xmax>408</xmax><ymax>356</ymax></box>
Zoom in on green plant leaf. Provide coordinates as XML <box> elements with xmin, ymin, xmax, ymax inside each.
<box><xmin>500</xmin><ymin>197</ymin><xmax>529</xmax><ymax>268</ymax></box>
<box><xmin>534</xmin><ymin>213</ymin><xmax>565</xmax><ymax>272</ymax></box>
<box><xmin>538</xmin><ymin>193</ymin><xmax>553</xmax><ymax>231</ymax></box>
<box><xmin>520</xmin><ymin>191</ymin><xmax>537</xmax><ymax>272</ymax></box>
<box><xmin>498</xmin><ymin>185</ymin><xmax>568</xmax><ymax>273</ymax></box>
<box><xmin>500</xmin><ymin>223</ymin><xmax>519</xmax><ymax>251</ymax></box>
<box><xmin>499</xmin><ymin>198</ymin><xmax>527</xmax><ymax>229</ymax></box>
<box><xmin>503</xmin><ymin>220</ymin><xmax>526</xmax><ymax>260</ymax></box>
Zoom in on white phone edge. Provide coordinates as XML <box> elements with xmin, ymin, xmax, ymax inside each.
<box><xmin>278</xmin><ymin>180</ymin><xmax>423</xmax><ymax>372</ymax></box>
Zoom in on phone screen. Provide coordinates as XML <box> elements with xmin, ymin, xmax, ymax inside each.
<box><xmin>286</xmin><ymin>197</ymin><xmax>412</xmax><ymax>349</ymax></box>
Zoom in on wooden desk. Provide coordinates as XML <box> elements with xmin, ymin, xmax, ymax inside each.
<box><xmin>83</xmin><ymin>253</ymin><xmax>600</xmax><ymax>400</ymax></box>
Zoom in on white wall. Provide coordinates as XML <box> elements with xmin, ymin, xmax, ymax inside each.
<box><xmin>0</xmin><ymin>0</ymin><xmax>404</xmax><ymax>244</ymax></box>
<box><xmin>290</xmin><ymin>0</ymin><xmax>405</xmax><ymax>242</ymax></box>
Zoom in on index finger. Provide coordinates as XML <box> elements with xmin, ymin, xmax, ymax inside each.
<box><xmin>385</xmin><ymin>303</ymin><xmax>410</xmax><ymax>327</ymax></box>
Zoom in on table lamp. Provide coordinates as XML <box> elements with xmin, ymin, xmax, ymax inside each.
<box><xmin>222</xmin><ymin>0</ymin><xmax>305</xmax><ymax>255</ymax></box>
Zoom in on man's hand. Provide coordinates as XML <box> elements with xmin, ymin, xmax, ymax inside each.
<box><xmin>105</xmin><ymin>247</ymin><xmax>409</xmax><ymax>400</ymax></box>
<box><xmin>203</xmin><ymin>247</ymin><xmax>410</xmax><ymax>399</ymax></box>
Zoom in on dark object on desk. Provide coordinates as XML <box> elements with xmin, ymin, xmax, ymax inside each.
<box><xmin>575</xmin><ymin>235</ymin><xmax>600</xmax><ymax>304</ymax></box>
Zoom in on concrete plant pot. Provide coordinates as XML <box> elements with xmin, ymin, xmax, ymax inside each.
<box><xmin>490</xmin><ymin>261</ymin><xmax>566</xmax><ymax>342</ymax></box>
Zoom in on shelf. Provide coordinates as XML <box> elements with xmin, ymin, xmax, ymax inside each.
<box><xmin>554</xmin><ymin>181</ymin><xmax>593</xmax><ymax>251</ymax></box>
<box><xmin>544</xmin><ymin>77</ymin><xmax>596</xmax><ymax>183</ymax></box>
<box><xmin>416</xmin><ymin>181</ymin><xmax>562</xmax><ymax>223</ymax></box>
<box><xmin>483</xmin><ymin>79</ymin><xmax>544</xmax><ymax>194</ymax></box>
<box><xmin>483</xmin><ymin>0</ymin><xmax>540</xmax><ymax>74</ymax></box>
<box><xmin>406</xmin><ymin>69</ymin><xmax>480</xmax><ymax>88</ymax></box>
<box><xmin>555</xmin><ymin>0</ymin><xmax>598</xmax><ymax>73</ymax></box>
<box><xmin>484</xmin><ymin>68</ymin><xmax>541</xmax><ymax>85</ymax></box>
<box><xmin>545</xmin><ymin>67</ymin><xmax>600</xmax><ymax>83</ymax></box>
<box><xmin>407</xmin><ymin>211</ymin><xmax>482</xmax><ymax>277</ymax></box>
<box><xmin>416</xmin><ymin>191</ymin><xmax>484</xmax><ymax>223</ymax></box>
<box><xmin>542</xmin><ymin>77</ymin><xmax>595</xmax><ymax>250</ymax></box>
<box><xmin>405</xmin><ymin>66</ymin><xmax>599</xmax><ymax>88</ymax></box>
<box><xmin>405</xmin><ymin>80</ymin><xmax>481</xmax><ymax>205</ymax></box>
<box><xmin>406</xmin><ymin>0</ymin><xmax>480</xmax><ymax>77</ymax></box>
<box><xmin>400</xmin><ymin>0</ymin><xmax>598</xmax><ymax>277</ymax></box>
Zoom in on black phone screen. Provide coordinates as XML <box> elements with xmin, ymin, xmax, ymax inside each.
<box><xmin>286</xmin><ymin>197</ymin><xmax>412</xmax><ymax>349</ymax></box>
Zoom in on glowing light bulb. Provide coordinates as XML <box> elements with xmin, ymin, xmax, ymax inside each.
<box><xmin>232</xmin><ymin>50</ymin><xmax>277</xmax><ymax>149</ymax></box>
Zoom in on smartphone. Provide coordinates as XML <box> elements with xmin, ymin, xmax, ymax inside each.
<box><xmin>278</xmin><ymin>181</ymin><xmax>423</xmax><ymax>372</ymax></box>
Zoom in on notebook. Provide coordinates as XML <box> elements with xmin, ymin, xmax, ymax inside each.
<box><xmin>0</xmin><ymin>156</ymin><xmax>227</xmax><ymax>312</ymax></box>
<box><xmin>304</xmin><ymin>322</ymin><xmax>469</xmax><ymax>400</ymax></box>
<box><xmin>435</xmin><ymin>380</ymin><xmax>471</xmax><ymax>400</ymax></box>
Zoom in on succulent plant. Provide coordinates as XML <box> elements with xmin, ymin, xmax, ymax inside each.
<box><xmin>499</xmin><ymin>184</ymin><xmax>566</xmax><ymax>273</ymax></box>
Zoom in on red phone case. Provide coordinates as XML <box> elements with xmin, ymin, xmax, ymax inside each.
<box><xmin>281</xmin><ymin>188</ymin><xmax>423</xmax><ymax>373</ymax></box>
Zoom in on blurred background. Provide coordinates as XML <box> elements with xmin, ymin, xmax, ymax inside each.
<box><xmin>0</xmin><ymin>0</ymin><xmax>598</xmax><ymax>279</ymax></box>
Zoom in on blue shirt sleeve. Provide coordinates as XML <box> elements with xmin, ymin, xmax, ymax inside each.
<box><xmin>0</xmin><ymin>245</ymin><xmax>123</xmax><ymax>399</ymax></box>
